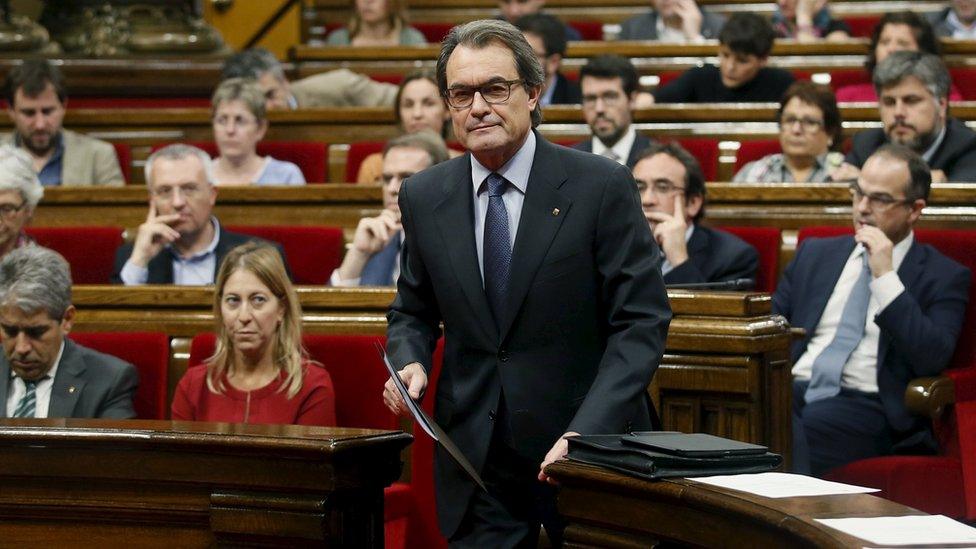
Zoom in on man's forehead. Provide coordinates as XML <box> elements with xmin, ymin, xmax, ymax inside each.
<box><xmin>862</xmin><ymin>156</ymin><xmax>910</xmax><ymax>192</ymax></box>
<box><xmin>151</xmin><ymin>156</ymin><xmax>207</xmax><ymax>185</ymax></box>
<box><xmin>383</xmin><ymin>146</ymin><xmax>432</xmax><ymax>169</ymax></box>
<box><xmin>581</xmin><ymin>76</ymin><xmax>625</xmax><ymax>93</ymax></box>
<box><xmin>0</xmin><ymin>306</ymin><xmax>55</xmax><ymax>324</ymax></box>
<box><xmin>881</xmin><ymin>76</ymin><xmax>933</xmax><ymax>98</ymax></box>
<box><xmin>13</xmin><ymin>85</ymin><xmax>62</xmax><ymax>108</ymax></box>
<box><xmin>446</xmin><ymin>43</ymin><xmax>520</xmax><ymax>83</ymax></box>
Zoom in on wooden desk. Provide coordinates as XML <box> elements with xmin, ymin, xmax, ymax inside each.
<box><xmin>0</xmin><ymin>418</ymin><xmax>411</xmax><ymax>547</ymax></box>
<box><xmin>546</xmin><ymin>460</ymin><xmax>926</xmax><ymax>548</ymax></box>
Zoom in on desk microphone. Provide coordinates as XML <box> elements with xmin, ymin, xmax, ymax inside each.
<box><xmin>665</xmin><ymin>278</ymin><xmax>756</xmax><ymax>291</ymax></box>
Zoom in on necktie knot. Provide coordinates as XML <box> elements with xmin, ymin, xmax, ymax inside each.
<box><xmin>486</xmin><ymin>173</ymin><xmax>507</xmax><ymax>197</ymax></box>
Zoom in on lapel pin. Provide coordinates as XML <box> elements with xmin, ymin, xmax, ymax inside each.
<box><xmin>68</xmin><ymin>386</ymin><xmax>75</xmax><ymax>394</ymax></box>
<box><xmin>552</xmin><ymin>208</ymin><xmax>560</xmax><ymax>216</ymax></box>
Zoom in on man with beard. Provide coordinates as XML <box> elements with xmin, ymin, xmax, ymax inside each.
<box><xmin>573</xmin><ymin>55</ymin><xmax>652</xmax><ymax>168</ymax></box>
<box><xmin>775</xmin><ymin>144</ymin><xmax>970</xmax><ymax>476</ymax></box>
<box><xmin>2</xmin><ymin>60</ymin><xmax>123</xmax><ymax>186</ymax></box>
<box><xmin>929</xmin><ymin>0</ymin><xmax>976</xmax><ymax>38</ymax></box>
<box><xmin>836</xmin><ymin>51</ymin><xmax>976</xmax><ymax>183</ymax></box>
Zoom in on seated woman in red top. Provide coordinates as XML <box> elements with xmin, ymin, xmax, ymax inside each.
<box><xmin>172</xmin><ymin>242</ymin><xmax>336</xmax><ymax>426</ymax></box>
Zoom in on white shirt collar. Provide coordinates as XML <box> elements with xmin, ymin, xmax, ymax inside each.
<box><xmin>471</xmin><ymin>130</ymin><xmax>536</xmax><ymax>195</ymax></box>
<box><xmin>591</xmin><ymin>126</ymin><xmax>637</xmax><ymax>166</ymax></box>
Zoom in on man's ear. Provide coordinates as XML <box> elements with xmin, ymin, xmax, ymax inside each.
<box><xmin>685</xmin><ymin>193</ymin><xmax>704</xmax><ymax>221</ymax></box>
<box><xmin>908</xmin><ymin>198</ymin><xmax>926</xmax><ymax>225</ymax></box>
<box><xmin>757</xmin><ymin>55</ymin><xmax>769</xmax><ymax>68</ymax></box>
<box><xmin>60</xmin><ymin>305</ymin><xmax>76</xmax><ymax>334</ymax></box>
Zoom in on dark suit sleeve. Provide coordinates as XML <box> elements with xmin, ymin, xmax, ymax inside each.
<box><xmin>652</xmin><ymin>68</ymin><xmax>699</xmax><ymax>103</ymax></box>
<box><xmin>97</xmin><ymin>361</ymin><xmax>139</xmax><ymax>419</ymax></box>
<box><xmin>874</xmin><ymin>262</ymin><xmax>971</xmax><ymax>377</ymax></box>
<box><xmin>772</xmin><ymin>240</ymin><xmax>803</xmax><ymax>319</ymax></box>
<box><xmin>110</xmin><ymin>243</ymin><xmax>133</xmax><ymax>284</ymax></box>
<box><xmin>945</xmin><ymin>148</ymin><xmax>976</xmax><ymax>182</ymax></box>
<box><xmin>386</xmin><ymin>179</ymin><xmax>443</xmax><ymax>373</ymax></box>
<box><xmin>568</xmin><ymin>163</ymin><xmax>672</xmax><ymax>435</ymax></box>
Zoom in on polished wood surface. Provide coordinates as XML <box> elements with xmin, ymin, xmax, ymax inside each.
<box><xmin>545</xmin><ymin>460</ymin><xmax>926</xmax><ymax>548</ymax></box>
<box><xmin>0</xmin><ymin>418</ymin><xmax>411</xmax><ymax>547</ymax></box>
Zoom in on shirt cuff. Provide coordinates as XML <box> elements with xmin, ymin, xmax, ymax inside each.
<box><xmin>870</xmin><ymin>270</ymin><xmax>905</xmax><ymax>313</ymax></box>
<box><xmin>329</xmin><ymin>268</ymin><xmax>360</xmax><ymax>287</ymax></box>
<box><xmin>120</xmin><ymin>259</ymin><xmax>149</xmax><ymax>286</ymax></box>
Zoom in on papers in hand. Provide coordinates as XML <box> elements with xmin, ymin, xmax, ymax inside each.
<box><xmin>816</xmin><ymin>515</ymin><xmax>976</xmax><ymax>546</ymax></box>
<box><xmin>688</xmin><ymin>472</ymin><xmax>880</xmax><ymax>498</ymax></box>
<box><xmin>376</xmin><ymin>343</ymin><xmax>487</xmax><ymax>492</ymax></box>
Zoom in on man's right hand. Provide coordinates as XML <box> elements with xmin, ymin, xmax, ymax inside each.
<box><xmin>337</xmin><ymin>209</ymin><xmax>402</xmax><ymax>281</ymax></box>
<box><xmin>129</xmin><ymin>203</ymin><xmax>182</xmax><ymax>268</ymax></box>
<box><xmin>383</xmin><ymin>361</ymin><xmax>428</xmax><ymax>417</ymax></box>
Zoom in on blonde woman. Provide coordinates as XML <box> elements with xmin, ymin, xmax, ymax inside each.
<box><xmin>171</xmin><ymin>242</ymin><xmax>336</xmax><ymax>425</ymax></box>
<box><xmin>325</xmin><ymin>0</ymin><xmax>426</xmax><ymax>46</ymax></box>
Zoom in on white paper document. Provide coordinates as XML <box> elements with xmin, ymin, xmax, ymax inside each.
<box><xmin>816</xmin><ymin>515</ymin><xmax>976</xmax><ymax>546</ymax></box>
<box><xmin>688</xmin><ymin>472</ymin><xmax>880</xmax><ymax>498</ymax></box>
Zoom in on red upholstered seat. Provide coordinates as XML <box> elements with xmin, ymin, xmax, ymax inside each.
<box><xmin>150</xmin><ymin>141</ymin><xmax>327</xmax><ymax>183</ymax></box>
<box><xmin>568</xmin><ymin>20</ymin><xmax>604</xmax><ymax>40</ymax></box>
<box><xmin>827</xmin><ymin>69</ymin><xmax>871</xmax><ymax>92</ymax></box>
<box><xmin>224</xmin><ymin>225</ymin><xmax>344</xmax><ymax>285</ymax></box>
<box><xmin>674</xmin><ymin>138</ymin><xmax>718</xmax><ymax>181</ymax></box>
<box><xmin>842</xmin><ymin>15</ymin><xmax>881</xmax><ymax>38</ymax></box>
<box><xmin>69</xmin><ymin>332</ymin><xmax>169</xmax><ymax>419</ymax></box>
<box><xmin>414</xmin><ymin>22</ymin><xmax>453</xmax><ymax>43</ymax></box>
<box><xmin>949</xmin><ymin>68</ymin><xmax>976</xmax><ymax>101</ymax></box>
<box><xmin>25</xmin><ymin>226</ymin><xmax>123</xmax><ymax>284</ymax></box>
<box><xmin>800</xmin><ymin>227</ymin><xmax>976</xmax><ymax>519</ymax></box>
<box><xmin>346</xmin><ymin>141</ymin><xmax>385</xmax><ymax>183</ymax></box>
<box><xmin>112</xmin><ymin>142</ymin><xmax>132</xmax><ymax>184</ymax></box>
<box><xmin>717</xmin><ymin>226</ymin><xmax>781</xmax><ymax>292</ymax></box>
<box><xmin>734</xmin><ymin>139</ymin><xmax>781</xmax><ymax>173</ymax></box>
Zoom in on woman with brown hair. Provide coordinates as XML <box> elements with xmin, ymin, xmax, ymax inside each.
<box><xmin>171</xmin><ymin>242</ymin><xmax>336</xmax><ymax>425</ymax></box>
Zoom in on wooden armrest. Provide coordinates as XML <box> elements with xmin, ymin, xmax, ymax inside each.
<box><xmin>790</xmin><ymin>327</ymin><xmax>806</xmax><ymax>340</ymax></box>
<box><xmin>905</xmin><ymin>376</ymin><xmax>955</xmax><ymax>420</ymax></box>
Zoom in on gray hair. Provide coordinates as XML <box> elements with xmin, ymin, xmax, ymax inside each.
<box><xmin>873</xmin><ymin>51</ymin><xmax>951</xmax><ymax>100</ymax></box>
<box><xmin>144</xmin><ymin>144</ymin><xmax>215</xmax><ymax>188</ymax></box>
<box><xmin>0</xmin><ymin>246</ymin><xmax>71</xmax><ymax>320</ymax></box>
<box><xmin>221</xmin><ymin>47</ymin><xmax>287</xmax><ymax>83</ymax></box>
<box><xmin>384</xmin><ymin>130</ymin><xmax>451</xmax><ymax>166</ymax></box>
<box><xmin>212</xmin><ymin>77</ymin><xmax>267</xmax><ymax>121</ymax></box>
<box><xmin>437</xmin><ymin>19</ymin><xmax>545</xmax><ymax>127</ymax></box>
<box><xmin>0</xmin><ymin>144</ymin><xmax>43</xmax><ymax>209</ymax></box>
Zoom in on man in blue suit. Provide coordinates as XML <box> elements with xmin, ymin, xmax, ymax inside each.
<box><xmin>774</xmin><ymin>144</ymin><xmax>971</xmax><ymax>476</ymax></box>
<box><xmin>330</xmin><ymin>132</ymin><xmax>449</xmax><ymax>286</ymax></box>
<box><xmin>634</xmin><ymin>141</ymin><xmax>759</xmax><ymax>287</ymax></box>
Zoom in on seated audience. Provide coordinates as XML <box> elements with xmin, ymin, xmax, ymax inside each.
<box><xmin>635</xmin><ymin>142</ymin><xmax>758</xmax><ymax>286</ymax></box>
<box><xmin>334</xmin><ymin>131</ymin><xmax>449</xmax><ymax>286</ymax></box>
<box><xmin>211</xmin><ymin>78</ymin><xmax>305</xmax><ymax>186</ymax></box>
<box><xmin>836</xmin><ymin>13</ymin><xmax>961</xmax><ymax>102</ymax></box>
<box><xmin>0</xmin><ymin>145</ymin><xmax>43</xmax><ymax>258</ymax></box>
<box><xmin>929</xmin><ymin>0</ymin><xmax>976</xmax><ymax>38</ymax></box>
<box><xmin>775</xmin><ymin>144</ymin><xmax>971</xmax><ymax>476</ymax></box>
<box><xmin>573</xmin><ymin>55</ymin><xmax>652</xmax><ymax>168</ymax></box>
<box><xmin>325</xmin><ymin>0</ymin><xmax>426</xmax><ymax>46</ymax></box>
<box><xmin>356</xmin><ymin>69</ymin><xmax>457</xmax><ymax>184</ymax></box>
<box><xmin>112</xmin><ymin>144</ymin><xmax>287</xmax><ymax>285</ymax></box>
<box><xmin>735</xmin><ymin>82</ymin><xmax>845</xmax><ymax>182</ymax></box>
<box><xmin>222</xmin><ymin>48</ymin><xmax>397</xmax><ymax>109</ymax></box>
<box><xmin>171</xmin><ymin>242</ymin><xmax>336</xmax><ymax>425</ymax></box>
<box><xmin>772</xmin><ymin>0</ymin><xmax>851</xmax><ymax>41</ymax></box>
<box><xmin>0</xmin><ymin>246</ymin><xmax>139</xmax><ymax>418</ymax></box>
<box><xmin>651</xmin><ymin>13</ymin><xmax>795</xmax><ymax>104</ymax></box>
<box><xmin>835</xmin><ymin>51</ymin><xmax>976</xmax><ymax>183</ymax></box>
<box><xmin>617</xmin><ymin>0</ymin><xmax>726</xmax><ymax>42</ymax></box>
<box><xmin>496</xmin><ymin>0</ymin><xmax>582</xmax><ymax>40</ymax></box>
<box><xmin>2</xmin><ymin>60</ymin><xmax>123</xmax><ymax>186</ymax></box>
<box><xmin>515</xmin><ymin>13</ymin><xmax>581</xmax><ymax>106</ymax></box>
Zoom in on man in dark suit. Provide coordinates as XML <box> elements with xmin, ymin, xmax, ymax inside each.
<box><xmin>0</xmin><ymin>246</ymin><xmax>138</xmax><ymax>419</ymax></box>
<box><xmin>382</xmin><ymin>20</ymin><xmax>671</xmax><ymax>547</ymax></box>
<box><xmin>634</xmin><ymin>142</ymin><xmax>759</xmax><ymax>287</ymax></box>
<box><xmin>331</xmin><ymin>132</ymin><xmax>449</xmax><ymax>286</ymax></box>
<box><xmin>835</xmin><ymin>51</ymin><xmax>976</xmax><ymax>183</ymax></box>
<box><xmin>774</xmin><ymin>144</ymin><xmax>971</xmax><ymax>477</ymax></box>
<box><xmin>514</xmin><ymin>13</ymin><xmax>581</xmax><ymax>106</ymax></box>
<box><xmin>573</xmin><ymin>55</ymin><xmax>652</xmax><ymax>168</ymax></box>
<box><xmin>112</xmin><ymin>144</ymin><xmax>284</xmax><ymax>285</ymax></box>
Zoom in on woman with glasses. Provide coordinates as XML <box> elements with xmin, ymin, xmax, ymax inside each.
<box><xmin>734</xmin><ymin>81</ymin><xmax>845</xmax><ymax>183</ymax></box>
<box><xmin>325</xmin><ymin>0</ymin><xmax>426</xmax><ymax>46</ymax></box>
<box><xmin>172</xmin><ymin>242</ymin><xmax>336</xmax><ymax>426</ymax></box>
<box><xmin>0</xmin><ymin>145</ymin><xmax>42</xmax><ymax>258</ymax></box>
<box><xmin>211</xmin><ymin>78</ymin><xmax>305</xmax><ymax>186</ymax></box>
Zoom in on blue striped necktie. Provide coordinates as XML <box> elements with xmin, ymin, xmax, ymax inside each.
<box><xmin>483</xmin><ymin>173</ymin><xmax>511</xmax><ymax>329</ymax></box>
<box><xmin>12</xmin><ymin>379</ymin><xmax>37</xmax><ymax>418</ymax></box>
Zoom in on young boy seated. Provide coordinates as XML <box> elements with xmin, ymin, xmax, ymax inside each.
<box><xmin>651</xmin><ymin>13</ymin><xmax>795</xmax><ymax>103</ymax></box>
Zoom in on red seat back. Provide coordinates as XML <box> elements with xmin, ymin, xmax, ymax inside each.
<box><xmin>828</xmin><ymin>69</ymin><xmax>871</xmax><ymax>92</ymax></box>
<box><xmin>69</xmin><ymin>332</ymin><xmax>170</xmax><ymax>419</ymax></box>
<box><xmin>718</xmin><ymin>226</ymin><xmax>781</xmax><ymax>292</ymax></box>
<box><xmin>568</xmin><ymin>20</ymin><xmax>604</xmax><ymax>40</ymax></box>
<box><xmin>224</xmin><ymin>225</ymin><xmax>344</xmax><ymax>285</ymax></box>
<box><xmin>346</xmin><ymin>141</ymin><xmax>386</xmax><ymax>183</ymax></box>
<box><xmin>949</xmin><ymin>68</ymin><xmax>976</xmax><ymax>101</ymax></box>
<box><xmin>112</xmin><ymin>142</ymin><xmax>132</xmax><ymax>184</ymax></box>
<box><xmin>735</xmin><ymin>139</ymin><xmax>781</xmax><ymax>173</ymax></box>
<box><xmin>842</xmin><ymin>15</ymin><xmax>880</xmax><ymax>37</ymax></box>
<box><xmin>150</xmin><ymin>141</ymin><xmax>327</xmax><ymax>183</ymax></box>
<box><xmin>674</xmin><ymin>138</ymin><xmax>718</xmax><ymax>181</ymax></box>
<box><xmin>413</xmin><ymin>22</ymin><xmax>453</xmax><ymax>43</ymax></box>
<box><xmin>25</xmin><ymin>226</ymin><xmax>123</xmax><ymax>284</ymax></box>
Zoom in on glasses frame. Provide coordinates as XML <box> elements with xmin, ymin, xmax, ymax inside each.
<box><xmin>0</xmin><ymin>201</ymin><xmax>27</xmax><ymax>220</ymax></box>
<box><xmin>443</xmin><ymin>79</ymin><xmax>524</xmax><ymax>109</ymax></box>
<box><xmin>848</xmin><ymin>181</ymin><xmax>915</xmax><ymax>210</ymax></box>
<box><xmin>636</xmin><ymin>179</ymin><xmax>687</xmax><ymax>195</ymax></box>
<box><xmin>779</xmin><ymin>115</ymin><xmax>825</xmax><ymax>133</ymax></box>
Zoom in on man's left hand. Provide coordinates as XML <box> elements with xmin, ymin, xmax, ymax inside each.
<box><xmin>538</xmin><ymin>431</ymin><xmax>580</xmax><ymax>484</ymax></box>
<box><xmin>855</xmin><ymin>225</ymin><xmax>894</xmax><ymax>277</ymax></box>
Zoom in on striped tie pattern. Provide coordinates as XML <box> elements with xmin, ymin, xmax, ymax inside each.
<box><xmin>12</xmin><ymin>379</ymin><xmax>37</xmax><ymax>418</ymax></box>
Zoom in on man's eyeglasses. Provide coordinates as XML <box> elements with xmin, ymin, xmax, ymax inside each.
<box><xmin>582</xmin><ymin>91</ymin><xmax>625</xmax><ymax>108</ymax></box>
<box><xmin>152</xmin><ymin>184</ymin><xmax>204</xmax><ymax>201</ymax></box>
<box><xmin>849</xmin><ymin>182</ymin><xmax>914</xmax><ymax>209</ymax></box>
<box><xmin>0</xmin><ymin>202</ymin><xmax>26</xmax><ymax>219</ymax></box>
<box><xmin>636</xmin><ymin>179</ymin><xmax>686</xmax><ymax>195</ymax></box>
<box><xmin>780</xmin><ymin>116</ymin><xmax>824</xmax><ymax>132</ymax></box>
<box><xmin>443</xmin><ymin>79</ymin><xmax>523</xmax><ymax>109</ymax></box>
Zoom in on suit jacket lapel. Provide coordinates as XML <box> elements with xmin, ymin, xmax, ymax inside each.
<box><xmin>434</xmin><ymin>157</ymin><xmax>498</xmax><ymax>343</ymax></box>
<box><xmin>878</xmin><ymin>241</ymin><xmax>925</xmax><ymax>366</ymax></box>
<box><xmin>0</xmin><ymin>358</ymin><xmax>9</xmax><ymax>418</ymax></box>
<box><xmin>802</xmin><ymin>237</ymin><xmax>857</xmax><ymax>335</ymax></box>
<box><xmin>687</xmin><ymin>226</ymin><xmax>709</xmax><ymax>267</ymax></box>
<box><xmin>48</xmin><ymin>339</ymin><xmax>85</xmax><ymax>418</ymax></box>
<box><xmin>499</xmin><ymin>138</ymin><xmax>572</xmax><ymax>339</ymax></box>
